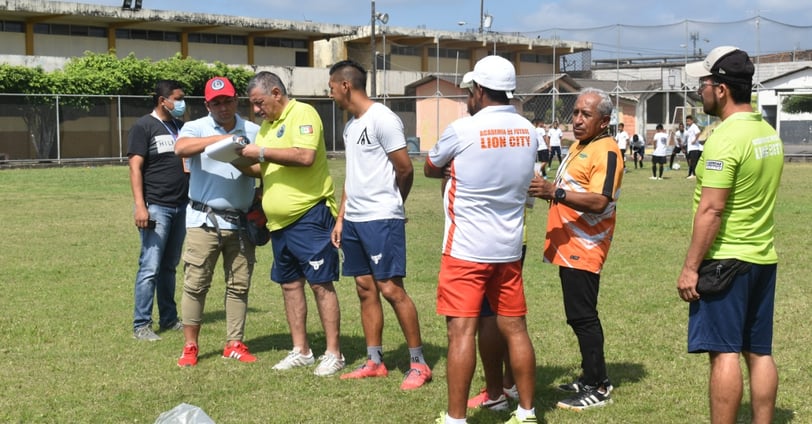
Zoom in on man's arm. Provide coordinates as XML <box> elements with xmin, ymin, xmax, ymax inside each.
<box><xmin>175</xmin><ymin>134</ymin><xmax>235</xmax><ymax>157</ymax></box>
<box><xmin>388</xmin><ymin>148</ymin><xmax>414</xmax><ymax>202</ymax></box>
<box><xmin>238</xmin><ymin>144</ymin><xmax>316</xmax><ymax>167</ymax></box>
<box><xmin>128</xmin><ymin>155</ymin><xmax>150</xmax><ymax>228</ymax></box>
<box><xmin>528</xmin><ymin>177</ymin><xmax>610</xmax><ymax>214</ymax></box>
<box><xmin>677</xmin><ymin>186</ymin><xmax>729</xmax><ymax>302</ymax></box>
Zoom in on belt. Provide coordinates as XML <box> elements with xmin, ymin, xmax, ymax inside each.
<box><xmin>189</xmin><ymin>200</ymin><xmax>246</xmax><ymax>252</ymax></box>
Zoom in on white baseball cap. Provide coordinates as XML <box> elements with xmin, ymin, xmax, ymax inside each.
<box><xmin>461</xmin><ymin>55</ymin><xmax>516</xmax><ymax>99</ymax></box>
<box><xmin>685</xmin><ymin>45</ymin><xmax>754</xmax><ymax>84</ymax></box>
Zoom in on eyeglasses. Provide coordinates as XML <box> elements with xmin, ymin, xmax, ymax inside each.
<box><xmin>697</xmin><ymin>81</ymin><xmax>721</xmax><ymax>94</ymax></box>
<box><xmin>207</xmin><ymin>98</ymin><xmax>238</xmax><ymax>107</ymax></box>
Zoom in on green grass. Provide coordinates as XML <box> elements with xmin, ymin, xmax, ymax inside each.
<box><xmin>0</xmin><ymin>159</ymin><xmax>809</xmax><ymax>423</ymax></box>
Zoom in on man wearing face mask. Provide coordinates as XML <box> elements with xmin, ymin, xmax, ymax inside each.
<box><xmin>127</xmin><ymin>79</ymin><xmax>189</xmax><ymax>341</ymax></box>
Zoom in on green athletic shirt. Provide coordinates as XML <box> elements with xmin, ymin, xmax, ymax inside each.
<box><xmin>256</xmin><ymin>99</ymin><xmax>338</xmax><ymax>231</ymax></box>
<box><xmin>694</xmin><ymin>112</ymin><xmax>783</xmax><ymax>264</ymax></box>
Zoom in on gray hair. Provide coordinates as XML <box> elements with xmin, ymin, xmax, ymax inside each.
<box><xmin>247</xmin><ymin>71</ymin><xmax>288</xmax><ymax>96</ymax></box>
<box><xmin>579</xmin><ymin>87</ymin><xmax>613</xmax><ymax>118</ymax></box>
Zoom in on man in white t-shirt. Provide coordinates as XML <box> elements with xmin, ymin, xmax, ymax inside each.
<box><xmin>327</xmin><ymin>60</ymin><xmax>431</xmax><ymax>391</ymax></box>
<box><xmin>685</xmin><ymin>115</ymin><xmax>702</xmax><ymax>179</ymax></box>
<box><xmin>534</xmin><ymin>119</ymin><xmax>549</xmax><ymax>178</ymax></box>
<box><xmin>424</xmin><ymin>55</ymin><xmax>538</xmax><ymax>424</ymax></box>
<box><xmin>670</xmin><ymin>122</ymin><xmax>686</xmax><ymax>170</ymax></box>
<box><xmin>548</xmin><ymin>120</ymin><xmax>563</xmax><ymax>167</ymax></box>
<box><xmin>650</xmin><ymin>123</ymin><xmax>669</xmax><ymax>180</ymax></box>
<box><xmin>614</xmin><ymin>123</ymin><xmax>629</xmax><ymax>168</ymax></box>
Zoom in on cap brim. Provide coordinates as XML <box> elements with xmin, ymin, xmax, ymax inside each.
<box><xmin>460</xmin><ymin>72</ymin><xmax>475</xmax><ymax>88</ymax></box>
<box><xmin>685</xmin><ymin>60</ymin><xmax>712</xmax><ymax>78</ymax></box>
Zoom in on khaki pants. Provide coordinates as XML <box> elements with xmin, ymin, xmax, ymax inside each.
<box><xmin>181</xmin><ymin>226</ymin><xmax>255</xmax><ymax>341</ymax></box>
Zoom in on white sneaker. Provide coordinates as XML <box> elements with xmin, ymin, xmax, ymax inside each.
<box><xmin>313</xmin><ymin>351</ymin><xmax>345</xmax><ymax>376</ymax></box>
<box><xmin>272</xmin><ymin>347</ymin><xmax>315</xmax><ymax>370</ymax></box>
<box><xmin>503</xmin><ymin>384</ymin><xmax>519</xmax><ymax>401</ymax></box>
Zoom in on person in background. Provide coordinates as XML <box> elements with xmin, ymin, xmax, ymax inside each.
<box><xmin>679</xmin><ymin>45</ymin><xmax>783</xmax><ymax>424</ymax></box>
<box><xmin>173</xmin><ymin>76</ymin><xmax>260</xmax><ymax>367</ymax></box>
<box><xmin>670</xmin><ymin>122</ymin><xmax>686</xmax><ymax>170</ymax></box>
<box><xmin>529</xmin><ymin>87</ymin><xmax>623</xmax><ymax>412</ymax></box>
<box><xmin>650</xmin><ymin>124</ymin><xmax>668</xmax><ymax>180</ymax></box>
<box><xmin>685</xmin><ymin>115</ymin><xmax>702</xmax><ymax>179</ymax></box>
<box><xmin>631</xmin><ymin>133</ymin><xmax>645</xmax><ymax>169</ymax></box>
<box><xmin>237</xmin><ymin>71</ymin><xmax>345</xmax><ymax>377</ymax></box>
<box><xmin>425</xmin><ymin>55</ymin><xmax>538</xmax><ymax>424</ymax></box>
<box><xmin>614</xmin><ymin>122</ymin><xmax>629</xmax><ymax>169</ymax></box>
<box><xmin>327</xmin><ymin>60</ymin><xmax>431</xmax><ymax>390</ymax></box>
<box><xmin>127</xmin><ymin>79</ymin><xmax>188</xmax><ymax>341</ymax></box>
<box><xmin>548</xmin><ymin>120</ymin><xmax>563</xmax><ymax>168</ymax></box>
<box><xmin>533</xmin><ymin>119</ymin><xmax>549</xmax><ymax>179</ymax></box>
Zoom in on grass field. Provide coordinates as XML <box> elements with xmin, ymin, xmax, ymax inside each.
<box><xmin>0</xmin><ymin>159</ymin><xmax>810</xmax><ymax>424</ymax></box>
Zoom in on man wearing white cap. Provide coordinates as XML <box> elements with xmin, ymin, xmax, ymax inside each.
<box><xmin>679</xmin><ymin>46</ymin><xmax>783</xmax><ymax>424</ymax></box>
<box><xmin>425</xmin><ymin>55</ymin><xmax>538</xmax><ymax>424</ymax></box>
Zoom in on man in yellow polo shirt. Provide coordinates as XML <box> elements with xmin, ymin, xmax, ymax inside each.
<box><xmin>238</xmin><ymin>71</ymin><xmax>345</xmax><ymax>377</ymax></box>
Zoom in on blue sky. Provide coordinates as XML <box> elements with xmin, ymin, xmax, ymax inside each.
<box><xmin>76</xmin><ymin>0</ymin><xmax>812</xmax><ymax>60</ymax></box>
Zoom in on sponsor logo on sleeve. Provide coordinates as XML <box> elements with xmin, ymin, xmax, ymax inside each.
<box><xmin>299</xmin><ymin>125</ymin><xmax>314</xmax><ymax>135</ymax></box>
<box><xmin>705</xmin><ymin>160</ymin><xmax>724</xmax><ymax>171</ymax></box>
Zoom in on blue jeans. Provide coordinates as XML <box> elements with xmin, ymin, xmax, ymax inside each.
<box><xmin>133</xmin><ymin>203</ymin><xmax>186</xmax><ymax>330</ymax></box>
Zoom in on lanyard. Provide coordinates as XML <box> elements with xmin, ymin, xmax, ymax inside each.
<box><xmin>151</xmin><ymin>112</ymin><xmax>180</xmax><ymax>140</ymax></box>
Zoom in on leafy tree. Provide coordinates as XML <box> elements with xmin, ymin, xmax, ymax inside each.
<box><xmin>782</xmin><ymin>95</ymin><xmax>812</xmax><ymax>114</ymax></box>
<box><xmin>0</xmin><ymin>52</ymin><xmax>254</xmax><ymax>159</ymax></box>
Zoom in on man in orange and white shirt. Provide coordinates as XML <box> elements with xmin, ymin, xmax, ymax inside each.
<box><xmin>529</xmin><ymin>87</ymin><xmax>623</xmax><ymax>411</ymax></box>
<box><xmin>425</xmin><ymin>55</ymin><xmax>538</xmax><ymax>424</ymax></box>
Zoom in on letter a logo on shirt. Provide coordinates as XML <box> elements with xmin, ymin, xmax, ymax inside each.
<box><xmin>357</xmin><ymin>128</ymin><xmax>371</xmax><ymax>145</ymax></box>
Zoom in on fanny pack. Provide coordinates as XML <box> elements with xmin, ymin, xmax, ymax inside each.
<box><xmin>696</xmin><ymin>258</ymin><xmax>752</xmax><ymax>295</ymax></box>
<box><xmin>190</xmin><ymin>199</ymin><xmax>270</xmax><ymax>249</ymax></box>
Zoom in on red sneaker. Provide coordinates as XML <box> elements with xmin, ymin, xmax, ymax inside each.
<box><xmin>467</xmin><ymin>388</ymin><xmax>509</xmax><ymax>410</ymax></box>
<box><xmin>340</xmin><ymin>360</ymin><xmax>388</xmax><ymax>380</ymax></box>
<box><xmin>177</xmin><ymin>343</ymin><xmax>198</xmax><ymax>367</ymax></box>
<box><xmin>222</xmin><ymin>341</ymin><xmax>257</xmax><ymax>363</ymax></box>
<box><xmin>400</xmin><ymin>363</ymin><xmax>432</xmax><ymax>390</ymax></box>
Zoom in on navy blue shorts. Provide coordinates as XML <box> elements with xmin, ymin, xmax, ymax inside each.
<box><xmin>269</xmin><ymin>201</ymin><xmax>339</xmax><ymax>285</ymax></box>
<box><xmin>340</xmin><ymin>219</ymin><xmax>406</xmax><ymax>280</ymax></box>
<box><xmin>688</xmin><ymin>263</ymin><xmax>777</xmax><ymax>354</ymax></box>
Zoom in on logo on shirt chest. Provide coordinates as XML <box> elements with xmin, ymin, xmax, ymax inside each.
<box><xmin>356</xmin><ymin>128</ymin><xmax>372</xmax><ymax>145</ymax></box>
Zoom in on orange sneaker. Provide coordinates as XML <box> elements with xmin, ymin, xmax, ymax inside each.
<box><xmin>340</xmin><ymin>359</ymin><xmax>388</xmax><ymax>380</ymax></box>
<box><xmin>177</xmin><ymin>343</ymin><xmax>198</xmax><ymax>367</ymax></box>
<box><xmin>400</xmin><ymin>363</ymin><xmax>432</xmax><ymax>390</ymax></box>
<box><xmin>222</xmin><ymin>341</ymin><xmax>257</xmax><ymax>363</ymax></box>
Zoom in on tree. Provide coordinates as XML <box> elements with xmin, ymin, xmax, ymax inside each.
<box><xmin>782</xmin><ymin>95</ymin><xmax>812</xmax><ymax>114</ymax></box>
<box><xmin>0</xmin><ymin>52</ymin><xmax>254</xmax><ymax>159</ymax></box>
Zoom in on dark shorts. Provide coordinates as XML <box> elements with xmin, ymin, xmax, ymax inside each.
<box><xmin>269</xmin><ymin>201</ymin><xmax>339</xmax><ymax>284</ymax></box>
<box><xmin>537</xmin><ymin>150</ymin><xmax>550</xmax><ymax>163</ymax></box>
<box><xmin>651</xmin><ymin>155</ymin><xmax>667</xmax><ymax>165</ymax></box>
<box><xmin>688</xmin><ymin>263</ymin><xmax>776</xmax><ymax>354</ymax></box>
<box><xmin>340</xmin><ymin>219</ymin><xmax>406</xmax><ymax>280</ymax></box>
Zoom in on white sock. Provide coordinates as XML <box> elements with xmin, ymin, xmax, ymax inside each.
<box><xmin>444</xmin><ymin>413</ymin><xmax>466</xmax><ymax>424</ymax></box>
<box><xmin>515</xmin><ymin>405</ymin><xmax>535</xmax><ymax>420</ymax></box>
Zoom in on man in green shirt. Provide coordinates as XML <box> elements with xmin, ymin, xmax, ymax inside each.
<box><xmin>679</xmin><ymin>46</ymin><xmax>783</xmax><ymax>424</ymax></box>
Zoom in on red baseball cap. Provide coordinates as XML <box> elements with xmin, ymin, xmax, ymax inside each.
<box><xmin>204</xmin><ymin>77</ymin><xmax>237</xmax><ymax>102</ymax></box>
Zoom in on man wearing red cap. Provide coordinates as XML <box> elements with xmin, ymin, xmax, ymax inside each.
<box><xmin>679</xmin><ymin>46</ymin><xmax>783</xmax><ymax>424</ymax></box>
<box><xmin>173</xmin><ymin>76</ymin><xmax>261</xmax><ymax>367</ymax></box>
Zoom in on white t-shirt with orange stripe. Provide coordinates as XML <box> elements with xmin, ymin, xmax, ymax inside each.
<box><xmin>544</xmin><ymin>135</ymin><xmax>623</xmax><ymax>273</ymax></box>
<box><xmin>426</xmin><ymin>105</ymin><xmax>538</xmax><ymax>263</ymax></box>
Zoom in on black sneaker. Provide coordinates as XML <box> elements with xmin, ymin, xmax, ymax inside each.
<box><xmin>557</xmin><ymin>377</ymin><xmax>613</xmax><ymax>394</ymax></box>
<box><xmin>556</xmin><ymin>385</ymin><xmax>612</xmax><ymax>411</ymax></box>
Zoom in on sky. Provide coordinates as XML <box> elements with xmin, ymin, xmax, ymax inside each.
<box><xmin>74</xmin><ymin>0</ymin><xmax>812</xmax><ymax>60</ymax></box>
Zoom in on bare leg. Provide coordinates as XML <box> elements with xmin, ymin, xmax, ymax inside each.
<box><xmin>446</xmin><ymin>316</ymin><xmax>478</xmax><ymax>420</ymax></box>
<box><xmin>497</xmin><ymin>315</ymin><xmax>535</xmax><ymax>411</ymax></box>
<box><xmin>354</xmin><ymin>275</ymin><xmax>384</xmax><ymax>347</ymax></box>
<box><xmin>709</xmin><ymin>352</ymin><xmax>743</xmax><ymax>424</ymax></box>
<box><xmin>477</xmin><ymin>315</ymin><xmax>509</xmax><ymax>400</ymax></box>
<box><xmin>310</xmin><ymin>281</ymin><xmax>341</xmax><ymax>356</ymax></box>
<box><xmin>280</xmin><ymin>278</ymin><xmax>310</xmax><ymax>355</ymax></box>
<box><xmin>378</xmin><ymin>277</ymin><xmax>422</xmax><ymax>348</ymax></box>
<box><xmin>744</xmin><ymin>352</ymin><xmax>778</xmax><ymax>424</ymax></box>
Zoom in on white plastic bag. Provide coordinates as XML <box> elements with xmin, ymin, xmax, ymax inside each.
<box><xmin>154</xmin><ymin>403</ymin><xmax>215</xmax><ymax>424</ymax></box>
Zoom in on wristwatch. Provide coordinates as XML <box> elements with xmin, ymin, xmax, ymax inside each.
<box><xmin>258</xmin><ymin>146</ymin><xmax>266</xmax><ymax>163</ymax></box>
<box><xmin>554</xmin><ymin>188</ymin><xmax>567</xmax><ymax>202</ymax></box>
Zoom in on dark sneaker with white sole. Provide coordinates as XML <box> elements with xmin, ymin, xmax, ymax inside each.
<box><xmin>556</xmin><ymin>385</ymin><xmax>613</xmax><ymax>411</ymax></box>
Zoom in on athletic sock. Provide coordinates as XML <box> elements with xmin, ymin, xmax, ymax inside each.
<box><xmin>408</xmin><ymin>346</ymin><xmax>427</xmax><ymax>365</ymax></box>
<box><xmin>367</xmin><ymin>346</ymin><xmax>383</xmax><ymax>365</ymax></box>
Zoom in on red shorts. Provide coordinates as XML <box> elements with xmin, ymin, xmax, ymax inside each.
<box><xmin>436</xmin><ymin>254</ymin><xmax>527</xmax><ymax>318</ymax></box>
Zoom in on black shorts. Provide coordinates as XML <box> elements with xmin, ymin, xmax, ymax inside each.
<box><xmin>537</xmin><ymin>150</ymin><xmax>550</xmax><ymax>162</ymax></box>
<box><xmin>651</xmin><ymin>155</ymin><xmax>666</xmax><ymax>165</ymax></box>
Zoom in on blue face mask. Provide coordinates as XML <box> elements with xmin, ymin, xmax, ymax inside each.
<box><xmin>166</xmin><ymin>99</ymin><xmax>186</xmax><ymax>118</ymax></box>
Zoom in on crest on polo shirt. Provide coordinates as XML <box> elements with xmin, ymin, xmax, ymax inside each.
<box><xmin>277</xmin><ymin>124</ymin><xmax>285</xmax><ymax>138</ymax></box>
<box><xmin>705</xmin><ymin>160</ymin><xmax>724</xmax><ymax>171</ymax></box>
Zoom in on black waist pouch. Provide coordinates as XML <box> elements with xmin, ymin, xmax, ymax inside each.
<box><xmin>696</xmin><ymin>259</ymin><xmax>752</xmax><ymax>295</ymax></box>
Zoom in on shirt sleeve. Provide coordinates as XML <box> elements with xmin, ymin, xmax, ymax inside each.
<box><xmin>428</xmin><ymin>124</ymin><xmax>463</xmax><ymax>169</ymax></box>
<box><xmin>290</xmin><ymin>105</ymin><xmax>323</xmax><ymax>150</ymax></box>
<box><xmin>375</xmin><ymin>108</ymin><xmax>407</xmax><ymax>154</ymax></box>
<box><xmin>699</xmin><ymin>136</ymin><xmax>738</xmax><ymax>189</ymax></box>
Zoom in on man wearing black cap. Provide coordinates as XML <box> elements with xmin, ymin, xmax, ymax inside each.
<box><xmin>678</xmin><ymin>46</ymin><xmax>783</xmax><ymax>424</ymax></box>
